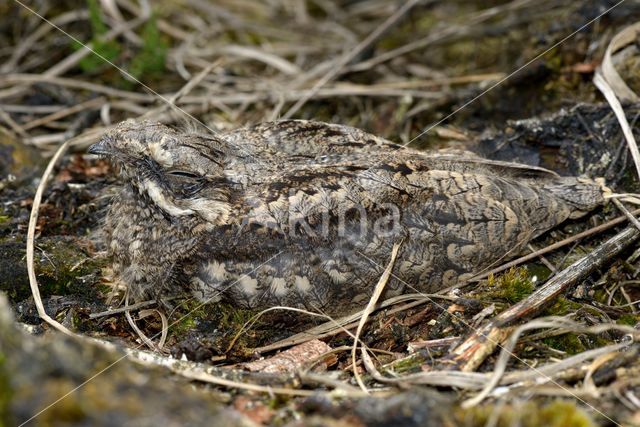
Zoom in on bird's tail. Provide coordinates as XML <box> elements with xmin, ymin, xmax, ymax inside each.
<box><xmin>542</xmin><ymin>177</ymin><xmax>609</xmax><ymax>219</ymax></box>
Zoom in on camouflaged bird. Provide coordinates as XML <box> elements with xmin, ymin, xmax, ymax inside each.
<box><xmin>90</xmin><ymin>119</ymin><xmax>607</xmax><ymax>315</ymax></box>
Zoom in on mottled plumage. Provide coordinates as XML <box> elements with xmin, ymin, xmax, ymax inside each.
<box><xmin>90</xmin><ymin>119</ymin><xmax>606</xmax><ymax>315</ymax></box>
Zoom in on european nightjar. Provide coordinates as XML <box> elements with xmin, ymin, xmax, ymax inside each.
<box><xmin>90</xmin><ymin>119</ymin><xmax>607</xmax><ymax>315</ymax></box>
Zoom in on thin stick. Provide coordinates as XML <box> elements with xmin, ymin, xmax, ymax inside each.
<box><xmin>124</xmin><ymin>293</ymin><xmax>158</xmax><ymax>351</ymax></box>
<box><xmin>0</xmin><ymin>10</ymin><xmax>89</xmax><ymax>73</ymax></box>
<box><xmin>89</xmin><ymin>299</ymin><xmax>157</xmax><ymax>319</ymax></box>
<box><xmin>612</xmin><ymin>199</ymin><xmax>640</xmax><ymax>232</ymax></box>
<box><xmin>22</xmin><ymin>97</ymin><xmax>106</xmax><ymax>130</ymax></box>
<box><xmin>347</xmin><ymin>0</ymin><xmax>538</xmax><ymax>73</ymax></box>
<box><xmin>447</xmin><ymin>226</ymin><xmax>640</xmax><ymax>373</ymax></box>
<box><xmin>462</xmin><ymin>318</ymin><xmax>636</xmax><ymax>408</ymax></box>
<box><xmin>527</xmin><ymin>243</ymin><xmax>557</xmax><ymax>273</ymax></box>
<box><xmin>26</xmin><ymin>139</ymin><xmax>75</xmax><ymax>336</ymax></box>
<box><xmin>282</xmin><ymin>0</ymin><xmax>422</xmax><ymax>118</ymax></box>
<box><xmin>352</xmin><ymin>241</ymin><xmax>402</xmax><ymax>393</ymax></box>
<box><xmin>0</xmin><ymin>74</ymin><xmax>155</xmax><ymax>102</ymax></box>
<box><xmin>0</xmin><ymin>106</ymin><xmax>28</xmax><ymax>137</ymax></box>
<box><xmin>252</xmin><ymin>293</ymin><xmax>453</xmax><ymax>353</ymax></box>
<box><xmin>140</xmin><ymin>59</ymin><xmax>223</xmax><ymax>120</ymax></box>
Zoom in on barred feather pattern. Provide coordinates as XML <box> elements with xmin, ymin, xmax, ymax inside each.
<box><xmin>92</xmin><ymin>119</ymin><xmax>606</xmax><ymax>315</ymax></box>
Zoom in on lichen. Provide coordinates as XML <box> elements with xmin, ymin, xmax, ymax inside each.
<box><xmin>451</xmin><ymin>400</ymin><xmax>596</xmax><ymax>427</ymax></box>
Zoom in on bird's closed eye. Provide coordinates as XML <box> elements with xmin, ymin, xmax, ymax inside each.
<box><xmin>168</xmin><ymin>170</ymin><xmax>200</xmax><ymax>179</ymax></box>
<box><xmin>166</xmin><ymin>170</ymin><xmax>203</xmax><ymax>196</ymax></box>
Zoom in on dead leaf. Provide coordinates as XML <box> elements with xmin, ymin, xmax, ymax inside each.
<box><xmin>447</xmin><ymin>304</ymin><xmax>465</xmax><ymax>314</ymax></box>
<box><xmin>242</xmin><ymin>339</ymin><xmax>333</xmax><ymax>374</ymax></box>
<box><xmin>233</xmin><ymin>396</ymin><xmax>273</xmax><ymax>426</ymax></box>
<box><xmin>600</xmin><ymin>21</ymin><xmax>640</xmax><ymax>102</ymax></box>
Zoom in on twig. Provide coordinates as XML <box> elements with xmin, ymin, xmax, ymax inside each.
<box><xmin>26</xmin><ymin>138</ymin><xmax>75</xmax><ymax>336</ymax></box>
<box><xmin>0</xmin><ymin>106</ymin><xmax>29</xmax><ymax>137</ymax></box>
<box><xmin>527</xmin><ymin>243</ymin><xmax>557</xmax><ymax>273</ymax></box>
<box><xmin>282</xmin><ymin>0</ymin><xmax>423</xmax><ymax>118</ymax></box>
<box><xmin>252</xmin><ymin>293</ymin><xmax>454</xmax><ymax>353</ymax></box>
<box><xmin>22</xmin><ymin>96</ymin><xmax>106</xmax><ymax>130</ymax></box>
<box><xmin>0</xmin><ymin>74</ymin><xmax>155</xmax><ymax>102</ymax></box>
<box><xmin>124</xmin><ymin>293</ymin><xmax>161</xmax><ymax>351</ymax></box>
<box><xmin>140</xmin><ymin>59</ymin><xmax>223</xmax><ymax>120</ymax></box>
<box><xmin>365</xmin><ymin>335</ymin><xmax>632</xmax><ymax>391</ymax></box>
<box><xmin>352</xmin><ymin>241</ymin><xmax>402</xmax><ymax>392</ymax></box>
<box><xmin>447</xmin><ymin>226</ymin><xmax>640</xmax><ymax>372</ymax></box>
<box><xmin>347</xmin><ymin>0</ymin><xmax>538</xmax><ymax>73</ymax></box>
<box><xmin>612</xmin><ymin>199</ymin><xmax>640</xmax><ymax>232</ymax></box>
<box><xmin>124</xmin><ymin>343</ymin><xmax>369</xmax><ymax>398</ymax></box>
<box><xmin>220</xmin><ymin>45</ymin><xmax>300</xmax><ymax>75</ymax></box>
<box><xmin>0</xmin><ymin>10</ymin><xmax>89</xmax><ymax>73</ymax></box>
<box><xmin>462</xmin><ymin>318</ymin><xmax>636</xmax><ymax>408</ymax></box>
<box><xmin>599</xmin><ymin>21</ymin><xmax>640</xmax><ymax>102</ymax></box>
<box><xmin>89</xmin><ymin>299</ymin><xmax>157</xmax><ymax>319</ymax></box>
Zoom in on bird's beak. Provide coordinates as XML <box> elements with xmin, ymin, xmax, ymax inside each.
<box><xmin>88</xmin><ymin>139</ymin><xmax>111</xmax><ymax>156</ymax></box>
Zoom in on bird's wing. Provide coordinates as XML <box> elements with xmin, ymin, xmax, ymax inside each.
<box><xmin>224</xmin><ymin>119</ymin><xmax>403</xmax><ymax>157</ymax></box>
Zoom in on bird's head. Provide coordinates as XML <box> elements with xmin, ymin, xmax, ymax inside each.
<box><xmin>89</xmin><ymin>120</ymin><xmax>231</xmax><ymax>225</ymax></box>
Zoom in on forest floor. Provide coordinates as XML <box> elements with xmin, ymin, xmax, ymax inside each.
<box><xmin>2</xmin><ymin>1</ymin><xmax>640</xmax><ymax>426</ymax></box>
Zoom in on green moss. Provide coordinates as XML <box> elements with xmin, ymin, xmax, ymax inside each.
<box><xmin>452</xmin><ymin>400</ymin><xmax>596</xmax><ymax>427</ymax></box>
<box><xmin>167</xmin><ymin>300</ymin><xmax>209</xmax><ymax>337</ymax></box>
<box><xmin>267</xmin><ymin>394</ymin><xmax>291</xmax><ymax>410</ymax></box>
<box><xmin>0</xmin><ymin>216</ymin><xmax>9</xmax><ymax>225</ymax></box>
<box><xmin>386</xmin><ymin>354</ymin><xmax>425</xmax><ymax>375</ymax></box>
<box><xmin>38</xmin><ymin>385</ymin><xmax>87</xmax><ymax>424</ymax></box>
<box><xmin>542</xmin><ymin>296</ymin><xmax>582</xmax><ymax>316</ymax></box>
<box><xmin>442</xmin><ymin>37</ymin><xmax>505</xmax><ymax>72</ymax></box>
<box><xmin>169</xmin><ymin>315</ymin><xmax>197</xmax><ymax>338</ymax></box>
<box><xmin>127</xmin><ymin>14</ymin><xmax>168</xmax><ymax>84</ymax></box>
<box><xmin>0</xmin><ymin>353</ymin><xmax>12</xmax><ymax>427</ymax></box>
<box><xmin>525</xmin><ymin>263</ymin><xmax>552</xmax><ymax>282</ymax></box>
<box><xmin>542</xmin><ymin>50</ymin><xmax>564</xmax><ymax>73</ymax></box>
<box><xmin>169</xmin><ymin>299</ymin><xmax>259</xmax><ymax>336</ymax></box>
<box><xmin>74</xmin><ymin>1</ymin><xmax>167</xmax><ymax>83</ymax></box>
<box><xmin>616</xmin><ymin>314</ymin><xmax>639</xmax><ymax>327</ymax></box>
<box><xmin>76</xmin><ymin>0</ymin><xmax>122</xmax><ymax>72</ymax></box>
<box><xmin>0</xmin><ymin>237</ymin><xmax>104</xmax><ymax>302</ymax></box>
<box><xmin>486</xmin><ymin>268</ymin><xmax>535</xmax><ymax>303</ymax></box>
<box><xmin>34</xmin><ymin>239</ymin><xmax>106</xmax><ymax>298</ymax></box>
<box><xmin>591</xmin><ymin>288</ymin><xmax>609</xmax><ymax>305</ymax></box>
<box><xmin>542</xmin><ymin>333</ymin><xmax>586</xmax><ymax>355</ymax></box>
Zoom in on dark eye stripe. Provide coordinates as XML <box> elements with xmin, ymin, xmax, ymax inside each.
<box><xmin>184</xmin><ymin>142</ymin><xmax>224</xmax><ymax>165</ymax></box>
<box><xmin>198</xmin><ymin>151</ymin><xmax>223</xmax><ymax>164</ymax></box>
